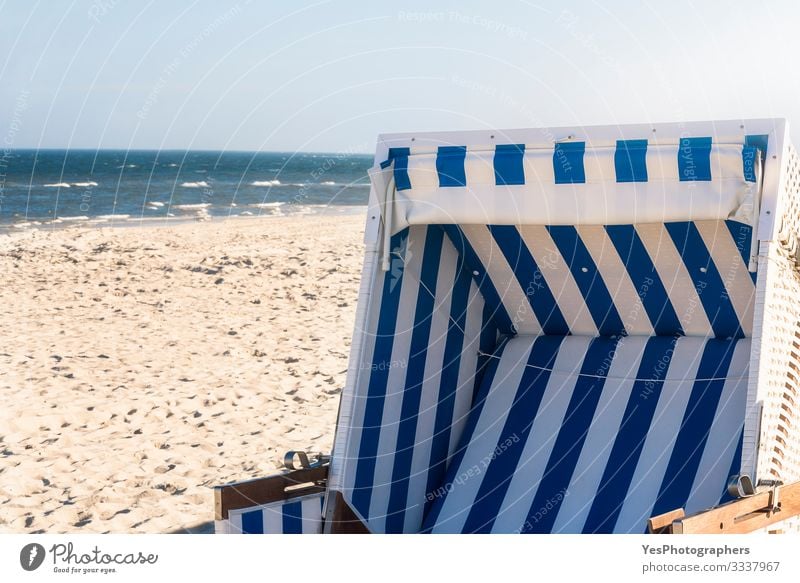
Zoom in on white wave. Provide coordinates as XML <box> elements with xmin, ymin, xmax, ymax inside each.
<box><xmin>250</xmin><ymin>180</ymin><xmax>281</xmax><ymax>186</ymax></box>
<box><xmin>180</xmin><ymin>181</ymin><xmax>210</xmax><ymax>188</ymax></box>
<box><xmin>174</xmin><ymin>203</ymin><xmax>211</xmax><ymax>210</ymax></box>
<box><xmin>58</xmin><ymin>216</ymin><xmax>90</xmax><ymax>221</ymax></box>
<box><xmin>147</xmin><ymin>201</ymin><xmax>165</xmax><ymax>207</ymax></box>
<box><xmin>195</xmin><ymin>169</ymin><xmax>207</xmax><ymax>173</ymax></box>
<box><xmin>72</xmin><ymin>181</ymin><xmax>98</xmax><ymax>187</ymax></box>
<box><xmin>44</xmin><ymin>182</ymin><xmax>71</xmax><ymax>188</ymax></box>
<box><xmin>116</xmin><ymin>164</ymin><xmax>137</xmax><ymax>169</ymax></box>
<box><xmin>250</xmin><ymin>202</ymin><xmax>284</xmax><ymax>208</ymax></box>
<box><xmin>12</xmin><ymin>222</ymin><xmax>32</xmax><ymax>228</ymax></box>
<box><xmin>230</xmin><ymin>203</ymin><xmax>237</xmax><ymax>207</ymax></box>
<box><xmin>320</xmin><ymin>181</ymin><xmax>336</xmax><ymax>185</ymax></box>
<box><xmin>168</xmin><ymin>163</ymin><xmax>178</xmax><ymax>167</ymax></box>
<box><xmin>96</xmin><ymin>214</ymin><xmax>130</xmax><ymax>220</ymax></box>
<box><xmin>239</xmin><ymin>211</ymin><xmax>253</xmax><ymax>216</ymax></box>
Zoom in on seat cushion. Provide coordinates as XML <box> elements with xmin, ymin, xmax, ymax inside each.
<box><xmin>421</xmin><ymin>334</ymin><xmax>749</xmax><ymax>533</ymax></box>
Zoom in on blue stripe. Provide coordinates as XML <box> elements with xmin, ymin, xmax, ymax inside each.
<box><xmin>423</xmin><ymin>245</ymin><xmax>474</xmax><ymax>520</ymax></box>
<box><xmin>462</xmin><ymin>336</ymin><xmax>564</xmax><ymax>533</ymax></box>
<box><xmin>351</xmin><ymin>229</ymin><xmax>409</xmax><ymax>516</ymax></box>
<box><xmin>678</xmin><ymin>137</ymin><xmax>712</xmax><ymax>182</ymax></box>
<box><xmin>282</xmin><ymin>500</ymin><xmax>304</xmax><ymax>534</ymax></box>
<box><xmin>742</xmin><ymin>145</ymin><xmax>758</xmax><ymax>183</ymax></box>
<box><xmin>420</xmin><ymin>337</ymin><xmax>511</xmax><ymax>533</ymax></box>
<box><xmin>744</xmin><ymin>134</ymin><xmax>768</xmax><ymax>159</ymax></box>
<box><xmin>241</xmin><ymin>509</ymin><xmax>263</xmax><ymax>534</ymax></box>
<box><xmin>582</xmin><ymin>336</ymin><xmax>678</xmax><ymax>533</ymax></box>
<box><xmin>614</xmin><ymin>139</ymin><xmax>648</xmax><ymax>183</ymax></box>
<box><xmin>386</xmin><ymin>227</ymin><xmax>444</xmax><ymax>533</ymax></box>
<box><xmin>474</xmin><ymin>302</ymin><xmax>499</xmax><ymax>396</ymax></box>
<box><xmin>547</xmin><ymin>225</ymin><xmax>626</xmax><ymax>336</ymax></box>
<box><xmin>522</xmin><ymin>337</ymin><xmax>620</xmax><ymax>533</ymax></box>
<box><xmin>388</xmin><ymin>147</ymin><xmax>411</xmax><ymax>191</ymax></box>
<box><xmin>442</xmin><ymin>225</ymin><xmax>515</xmax><ymax>334</ymax></box>
<box><xmin>665</xmin><ymin>222</ymin><xmax>743</xmax><ymax>339</ymax></box>
<box><xmin>651</xmin><ymin>339</ymin><xmax>738</xmax><ymax>517</ymax></box>
<box><xmin>494</xmin><ymin>144</ymin><xmax>526</xmax><ymax>185</ymax></box>
<box><xmin>436</xmin><ymin>146</ymin><xmax>467</xmax><ymax>187</ymax></box>
<box><xmin>605</xmin><ymin>225</ymin><xmax>683</xmax><ymax>335</ymax></box>
<box><xmin>489</xmin><ymin>225</ymin><xmax>570</xmax><ymax>335</ymax></box>
<box><xmin>553</xmin><ymin>141</ymin><xmax>586</xmax><ymax>184</ymax></box>
<box><xmin>718</xmin><ymin>429</ymin><xmax>744</xmax><ymax>504</ymax></box>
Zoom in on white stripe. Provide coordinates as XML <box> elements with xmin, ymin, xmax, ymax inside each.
<box><xmin>449</xmin><ymin>280</ymin><xmax>485</xmax><ymax>455</ymax></box>
<box><xmin>367</xmin><ymin>226</ymin><xmax>429</xmax><ymax>530</ymax></box>
<box><xmin>518</xmin><ymin>225</ymin><xmax>597</xmax><ymax>335</ymax></box>
<box><xmin>583</xmin><ymin>143</ymin><xmax>616</xmax><ymax>183</ymax></box>
<box><xmin>576</xmin><ymin>225</ymin><xmax>654</xmax><ymax>335</ymax></box>
<box><xmin>551</xmin><ymin>336</ymin><xmax>648</xmax><ymax>533</ymax></box>
<box><xmin>464</xmin><ymin>150</ymin><xmax>496</xmax><ymax>187</ymax></box>
<box><xmin>489</xmin><ymin>336</ymin><xmax>593</xmax><ymax>533</ymax></box>
<box><xmin>342</xmin><ymin>264</ymin><xmax>387</xmax><ymax>494</ymax></box>
<box><xmin>695</xmin><ymin>220</ymin><xmax>755</xmax><ymax>336</ymax></box>
<box><xmin>686</xmin><ymin>340</ymin><xmax>750</xmax><ymax>514</ymax></box>
<box><xmin>636</xmin><ymin>224</ymin><xmax>712</xmax><ymax>336</ymax></box>
<box><xmin>613</xmin><ymin>336</ymin><xmax>706</xmax><ymax>532</ymax></box>
<box><xmin>461</xmin><ymin>225</ymin><xmax>542</xmax><ymax>334</ymax></box>
<box><xmin>402</xmin><ymin>236</ymin><xmax>457</xmax><ymax>532</ymax></box>
<box><xmin>227</xmin><ymin>513</ymin><xmax>242</xmax><ymax>534</ymax></box>
<box><xmin>262</xmin><ymin>506</ymin><xmax>283</xmax><ymax>534</ymax></box>
<box><xmin>430</xmin><ymin>338</ymin><xmax>534</xmax><ymax>533</ymax></box>
<box><xmin>300</xmin><ymin>497</ymin><xmax>323</xmax><ymax>534</ymax></box>
<box><xmin>404</xmin><ymin>152</ymin><xmax>437</xmax><ymax>189</ymax></box>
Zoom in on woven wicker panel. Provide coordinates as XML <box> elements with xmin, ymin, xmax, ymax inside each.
<box><xmin>749</xmin><ymin>144</ymin><xmax>800</xmax><ymax>532</ymax></box>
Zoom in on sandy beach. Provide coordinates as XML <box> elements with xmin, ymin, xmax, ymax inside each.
<box><xmin>0</xmin><ymin>214</ymin><xmax>365</xmax><ymax>533</ymax></box>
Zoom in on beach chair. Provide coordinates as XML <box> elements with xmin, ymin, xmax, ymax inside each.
<box><xmin>215</xmin><ymin>119</ymin><xmax>800</xmax><ymax>533</ymax></box>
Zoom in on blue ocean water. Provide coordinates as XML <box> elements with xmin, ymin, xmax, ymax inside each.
<box><xmin>0</xmin><ymin>150</ymin><xmax>373</xmax><ymax>226</ymax></box>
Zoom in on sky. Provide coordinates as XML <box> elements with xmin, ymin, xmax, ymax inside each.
<box><xmin>1</xmin><ymin>0</ymin><xmax>800</xmax><ymax>153</ymax></box>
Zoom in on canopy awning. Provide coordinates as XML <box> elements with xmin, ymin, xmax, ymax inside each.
<box><xmin>370</xmin><ymin>139</ymin><xmax>763</xmax><ymax>241</ymax></box>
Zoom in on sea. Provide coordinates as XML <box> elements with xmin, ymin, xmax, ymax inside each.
<box><xmin>0</xmin><ymin>150</ymin><xmax>374</xmax><ymax>229</ymax></box>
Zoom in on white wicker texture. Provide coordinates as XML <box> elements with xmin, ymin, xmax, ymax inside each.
<box><xmin>750</xmin><ymin>143</ymin><xmax>800</xmax><ymax>532</ymax></box>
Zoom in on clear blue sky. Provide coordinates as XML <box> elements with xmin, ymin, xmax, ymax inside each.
<box><xmin>1</xmin><ymin>0</ymin><xmax>799</xmax><ymax>152</ymax></box>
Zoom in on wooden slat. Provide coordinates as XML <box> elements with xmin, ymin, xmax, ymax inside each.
<box><xmin>653</xmin><ymin>481</ymin><xmax>800</xmax><ymax>534</ymax></box>
<box><xmin>214</xmin><ymin>466</ymin><xmax>328</xmax><ymax>520</ymax></box>
<box><xmin>647</xmin><ymin>508</ymin><xmax>685</xmax><ymax>534</ymax></box>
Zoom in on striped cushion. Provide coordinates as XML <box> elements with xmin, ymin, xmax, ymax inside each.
<box><xmin>225</xmin><ymin>493</ymin><xmax>324</xmax><ymax>534</ymax></box>
<box><xmin>341</xmin><ymin>226</ymin><xmax>495</xmax><ymax>533</ymax></box>
<box><xmin>422</xmin><ymin>334</ymin><xmax>749</xmax><ymax>533</ymax></box>
<box><xmin>445</xmin><ymin>220</ymin><xmax>755</xmax><ymax>338</ymax></box>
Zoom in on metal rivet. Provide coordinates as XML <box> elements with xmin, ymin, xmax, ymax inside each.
<box><xmin>700</xmin><ymin>267</ymin><xmax>707</xmax><ymax>273</ymax></box>
<box><xmin>581</xmin><ymin>267</ymin><xmax>589</xmax><ymax>273</ymax></box>
<box><xmin>472</xmin><ymin>270</ymin><xmax>480</xmax><ymax>276</ymax></box>
<box><xmin>490</xmin><ymin>135</ymin><xmax>495</xmax><ymax>139</ymax></box>
<box><xmin>411</xmin><ymin>137</ymin><xmax>416</xmax><ymax>142</ymax></box>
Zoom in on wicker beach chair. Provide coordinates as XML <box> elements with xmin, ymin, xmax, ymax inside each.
<box><xmin>215</xmin><ymin>119</ymin><xmax>800</xmax><ymax>534</ymax></box>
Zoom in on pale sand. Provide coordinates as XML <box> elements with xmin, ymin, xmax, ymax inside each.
<box><xmin>0</xmin><ymin>214</ymin><xmax>365</xmax><ymax>533</ymax></box>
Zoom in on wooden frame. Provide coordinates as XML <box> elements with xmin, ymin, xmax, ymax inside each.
<box><xmin>214</xmin><ymin>466</ymin><xmax>328</xmax><ymax>522</ymax></box>
<box><xmin>648</xmin><ymin>481</ymin><xmax>800</xmax><ymax>534</ymax></box>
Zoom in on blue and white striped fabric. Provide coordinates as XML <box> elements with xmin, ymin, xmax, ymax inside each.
<box><xmin>340</xmin><ymin>218</ymin><xmax>755</xmax><ymax>533</ymax></box>
<box><xmin>447</xmin><ymin>220</ymin><xmax>755</xmax><ymax>338</ymax></box>
<box><xmin>379</xmin><ymin>139</ymin><xmax>762</xmax><ymax>233</ymax></box>
<box><xmin>340</xmin><ymin>225</ymin><xmax>495</xmax><ymax>533</ymax></box>
<box><xmin>422</xmin><ymin>334</ymin><xmax>749</xmax><ymax>533</ymax></box>
<box><xmin>226</xmin><ymin>493</ymin><xmax>324</xmax><ymax>534</ymax></box>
